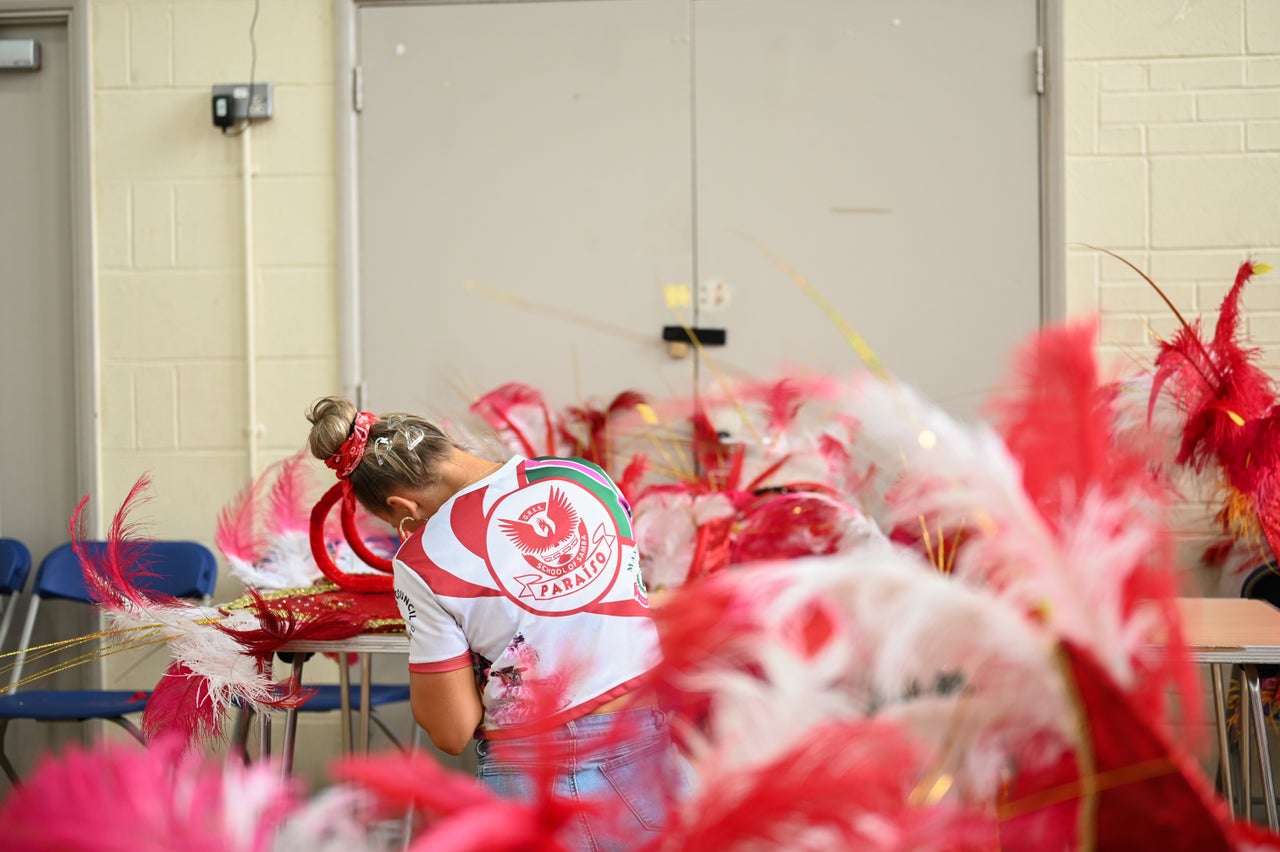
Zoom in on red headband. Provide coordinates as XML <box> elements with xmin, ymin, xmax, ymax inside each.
<box><xmin>325</xmin><ymin>411</ymin><xmax>377</xmax><ymax>479</ymax></box>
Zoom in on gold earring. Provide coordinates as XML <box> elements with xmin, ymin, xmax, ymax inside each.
<box><xmin>399</xmin><ymin>515</ymin><xmax>422</xmax><ymax>541</ymax></box>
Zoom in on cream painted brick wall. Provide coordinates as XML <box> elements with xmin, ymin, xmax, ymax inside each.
<box><xmin>1251</xmin><ymin>58</ymin><xmax>1280</xmax><ymax>86</ymax></box>
<box><xmin>1148</xmin><ymin>58</ymin><xmax>1245</xmax><ymax>90</ymax></box>
<box><xmin>1248</xmin><ymin>0</ymin><xmax>1280</xmax><ymax>54</ymax></box>
<box><xmin>1249</xmin><ymin>121</ymin><xmax>1280</xmax><ymax>150</ymax></box>
<box><xmin>1150</xmin><ymin>157</ymin><xmax>1280</xmax><ymax>247</ymax></box>
<box><xmin>1065</xmin><ymin>158</ymin><xmax>1148</xmax><ymax>247</ymax></box>
<box><xmin>91</xmin><ymin>0</ymin><xmax>345</xmax><ymax>763</ymax></box>
<box><xmin>92</xmin><ymin>0</ymin><xmax>341</xmax><ymax>548</ymax></box>
<box><xmin>1065</xmin><ymin>0</ymin><xmax>1244</xmax><ymax>60</ymax></box>
<box><xmin>1146</xmin><ymin>122</ymin><xmax>1243</xmax><ymax>153</ymax></box>
<box><xmin>1067</xmin><ymin>1</ymin><xmax>1280</xmax><ymax>570</ymax></box>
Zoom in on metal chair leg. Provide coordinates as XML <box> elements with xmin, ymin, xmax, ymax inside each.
<box><xmin>1245</xmin><ymin>664</ymin><xmax>1279</xmax><ymax>829</ymax></box>
<box><xmin>339</xmin><ymin>656</ymin><xmax>353</xmax><ymax>754</ymax></box>
<box><xmin>0</xmin><ymin>718</ymin><xmax>18</xmax><ymax>785</ymax></box>
<box><xmin>360</xmin><ymin>653</ymin><xmax>372</xmax><ymax>753</ymax></box>
<box><xmin>370</xmin><ymin>709</ymin><xmax>405</xmax><ymax>751</ymax></box>
<box><xmin>103</xmin><ymin>716</ymin><xmax>145</xmax><ymax>744</ymax></box>
<box><xmin>1243</xmin><ymin>665</ymin><xmax>1254</xmax><ymax>820</ymax></box>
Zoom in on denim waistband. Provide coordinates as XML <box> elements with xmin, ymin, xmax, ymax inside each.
<box><xmin>477</xmin><ymin>705</ymin><xmax>670</xmax><ymax>766</ymax></box>
<box><xmin>562</xmin><ymin>704</ymin><xmax>667</xmax><ymax>737</ymax></box>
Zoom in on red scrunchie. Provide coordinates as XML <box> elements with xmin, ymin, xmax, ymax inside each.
<box><xmin>325</xmin><ymin>410</ymin><xmax>376</xmax><ymax>479</ymax></box>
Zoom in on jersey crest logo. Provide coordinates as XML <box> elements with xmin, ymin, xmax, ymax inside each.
<box><xmin>485</xmin><ymin>478</ymin><xmax>621</xmax><ymax>615</ymax></box>
<box><xmin>497</xmin><ymin>487</ymin><xmax>583</xmax><ymax>576</ymax></box>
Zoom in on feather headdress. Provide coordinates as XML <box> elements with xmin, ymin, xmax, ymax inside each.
<box><xmin>1146</xmin><ymin>260</ymin><xmax>1280</xmax><ymax>559</ymax></box>
<box><xmin>66</xmin><ymin>478</ymin><xmax>388</xmax><ymax>744</ymax></box>
<box><xmin>844</xmin><ymin>321</ymin><xmax>1196</xmax><ymax>732</ymax></box>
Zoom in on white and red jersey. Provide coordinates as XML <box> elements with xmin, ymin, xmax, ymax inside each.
<box><xmin>392</xmin><ymin>456</ymin><xmax>659</xmax><ymax>738</ymax></box>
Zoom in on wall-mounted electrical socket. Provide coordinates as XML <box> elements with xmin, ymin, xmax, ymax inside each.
<box><xmin>211</xmin><ymin>82</ymin><xmax>274</xmax><ymax>127</ymax></box>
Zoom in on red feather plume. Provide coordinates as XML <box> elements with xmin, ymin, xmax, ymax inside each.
<box><xmin>71</xmin><ymin>474</ymin><xmax>178</xmax><ymax>611</ymax></box>
<box><xmin>1149</xmin><ymin>261</ymin><xmax>1280</xmax><ymax>554</ymax></box>
<box><xmin>987</xmin><ymin>320</ymin><xmax>1199</xmax><ymax>736</ymax></box>
<box><xmin>142</xmin><ymin>660</ymin><xmax>221</xmax><ymax>744</ymax></box>
<box><xmin>471</xmin><ymin>382</ymin><xmax>558</xmax><ymax>458</ymax></box>
<box><xmin>216</xmin><ymin>588</ymin><xmax>372</xmax><ymax>658</ymax></box>
<box><xmin>990</xmin><ymin>319</ymin><xmax>1154</xmax><ymax>525</ymax></box>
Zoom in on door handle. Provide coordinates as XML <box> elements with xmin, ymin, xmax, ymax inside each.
<box><xmin>662</xmin><ymin>325</ymin><xmax>727</xmax><ymax>359</ymax></box>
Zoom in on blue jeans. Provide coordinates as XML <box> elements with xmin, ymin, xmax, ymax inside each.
<box><xmin>476</xmin><ymin>706</ymin><xmax>689</xmax><ymax>851</ymax></box>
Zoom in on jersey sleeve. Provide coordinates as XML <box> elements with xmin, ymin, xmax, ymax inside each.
<box><xmin>392</xmin><ymin>558</ymin><xmax>473</xmax><ymax>673</ymax></box>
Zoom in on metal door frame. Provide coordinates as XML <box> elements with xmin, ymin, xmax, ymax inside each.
<box><xmin>334</xmin><ymin>0</ymin><xmax>1066</xmax><ymax>399</ymax></box>
<box><xmin>0</xmin><ymin>0</ymin><xmax>99</xmax><ymax>535</ymax></box>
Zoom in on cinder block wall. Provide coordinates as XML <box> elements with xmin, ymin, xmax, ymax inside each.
<box><xmin>1065</xmin><ymin>0</ymin><xmax>1280</xmax><ymax>578</ymax></box>
<box><xmin>92</xmin><ymin>0</ymin><xmax>339</xmax><ymax>550</ymax></box>
<box><xmin>1065</xmin><ymin>0</ymin><xmax>1280</xmax><ymax>373</ymax></box>
<box><xmin>89</xmin><ymin>0</ymin><xmax>356</xmax><ymax>769</ymax></box>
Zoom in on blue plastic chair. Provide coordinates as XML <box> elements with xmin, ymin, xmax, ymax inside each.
<box><xmin>0</xmin><ymin>540</ymin><xmax>217</xmax><ymax>784</ymax></box>
<box><xmin>294</xmin><ymin>681</ymin><xmax>412</xmax><ymax>746</ymax></box>
<box><xmin>0</xmin><ymin>539</ymin><xmax>33</xmax><ymax>652</ymax></box>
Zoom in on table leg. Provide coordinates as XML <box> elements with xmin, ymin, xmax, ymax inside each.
<box><xmin>230</xmin><ymin>705</ymin><xmax>252</xmax><ymax>764</ymax></box>
<box><xmin>259</xmin><ymin>655</ymin><xmax>273</xmax><ymax>762</ymax></box>
<box><xmin>1212</xmin><ymin>664</ymin><xmax>1237</xmax><ymax>818</ymax></box>
<box><xmin>360</xmin><ymin>652</ymin><xmax>373</xmax><ymax>753</ymax></box>
<box><xmin>1245</xmin><ymin>664</ymin><xmax>1279</xmax><ymax>829</ymax></box>
<box><xmin>281</xmin><ymin>654</ymin><xmax>305</xmax><ymax>778</ymax></box>
<box><xmin>340</xmin><ymin>655</ymin><xmax>353</xmax><ymax>754</ymax></box>
<box><xmin>1243</xmin><ymin>666</ymin><xmax>1254</xmax><ymax>821</ymax></box>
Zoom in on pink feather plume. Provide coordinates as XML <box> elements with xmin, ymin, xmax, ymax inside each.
<box><xmin>215</xmin><ymin>477</ymin><xmax>266</xmax><ymax>566</ymax></box>
<box><xmin>264</xmin><ymin>451</ymin><xmax>315</xmax><ymax>536</ymax></box>
<box><xmin>0</xmin><ymin>737</ymin><xmax>297</xmax><ymax>852</ymax></box>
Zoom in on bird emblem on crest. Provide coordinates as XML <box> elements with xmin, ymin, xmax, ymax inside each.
<box><xmin>498</xmin><ymin>486</ymin><xmax>582</xmax><ymax>571</ymax></box>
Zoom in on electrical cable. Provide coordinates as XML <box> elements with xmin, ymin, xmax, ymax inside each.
<box><xmin>222</xmin><ymin>0</ymin><xmax>261</xmax><ymax>137</ymax></box>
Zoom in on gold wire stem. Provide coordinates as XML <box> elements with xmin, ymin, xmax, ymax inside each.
<box><xmin>996</xmin><ymin>757</ymin><xmax>1177</xmax><ymax>823</ymax></box>
<box><xmin>0</xmin><ymin>630</ymin><xmax>176</xmax><ymax>694</ymax></box>
<box><xmin>918</xmin><ymin>516</ymin><xmax>937</xmax><ymax>570</ymax></box>
<box><xmin>942</xmin><ymin>517</ymin><xmax>968</xmax><ymax>574</ymax></box>
<box><xmin>907</xmin><ymin>687</ymin><xmax>974</xmax><ymax>807</ymax></box>
<box><xmin>644</xmin><ymin>435</ymin><xmax>692</xmax><ymax>482</ymax></box>
<box><xmin>747</xmin><ymin>236</ymin><xmax>888</xmax><ymax>379</ymax></box>
<box><xmin>0</xmin><ymin>620</ymin><xmax>168</xmax><ymax>660</ymax></box>
<box><xmin>665</xmin><ymin>428</ymin><xmax>694</xmax><ymax>477</ymax></box>
<box><xmin>936</xmin><ymin>520</ymin><xmax>947</xmax><ymax>573</ymax></box>
<box><xmin>3</xmin><ymin>634</ymin><xmax>177</xmax><ymax>694</ymax></box>
<box><xmin>665</xmin><ymin>305</ymin><xmax>765</xmax><ymax>455</ymax></box>
<box><xmin>464</xmin><ymin>280</ymin><xmax>652</xmax><ymax>346</ymax></box>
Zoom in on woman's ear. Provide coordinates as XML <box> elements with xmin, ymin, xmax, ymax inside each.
<box><xmin>386</xmin><ymin>494</ymin><xmax>419</xmax><ymax>520</ymax></box>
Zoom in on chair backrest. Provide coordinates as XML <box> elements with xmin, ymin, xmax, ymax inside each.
<box><xmin>0</xmin><ymin>539</ymin><xmax>34</xmax><ymax>653</ymax></box>
<box><xmin>0</xmin><ymin>539</ymin><xmax>32</xmax><ymax>595</ymax></box>
<box><xmin>35</xmin><ymin>541</ymin><xmax>218</xmax><ymax>604</ymax></box>
<box><xmin>8</xmin><ymin>540</ymin><xmax>219</xmax><ymax>688</ymax></box>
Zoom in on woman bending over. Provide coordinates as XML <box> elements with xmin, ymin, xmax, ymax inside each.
<box><xmin>306</xmin><ymin>397</ymin><xmax>687</xmax><ymax>850</ymax></box>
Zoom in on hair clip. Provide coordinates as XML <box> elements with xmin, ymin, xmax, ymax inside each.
<box><xmin>403</xmin><ymin>426</ymin><xmax>426</xmax><ymax>452</ymax></box>
<box><xmin>373</xmin><ymin>436</ymin><xmax>392</xmax><ymax>466</ymax></box>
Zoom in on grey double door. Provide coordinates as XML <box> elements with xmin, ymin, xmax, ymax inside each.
<box><xmin>355</xmin><ymin>0</ymin><xmax>1043</xmax><ymax>425</ymax></box>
